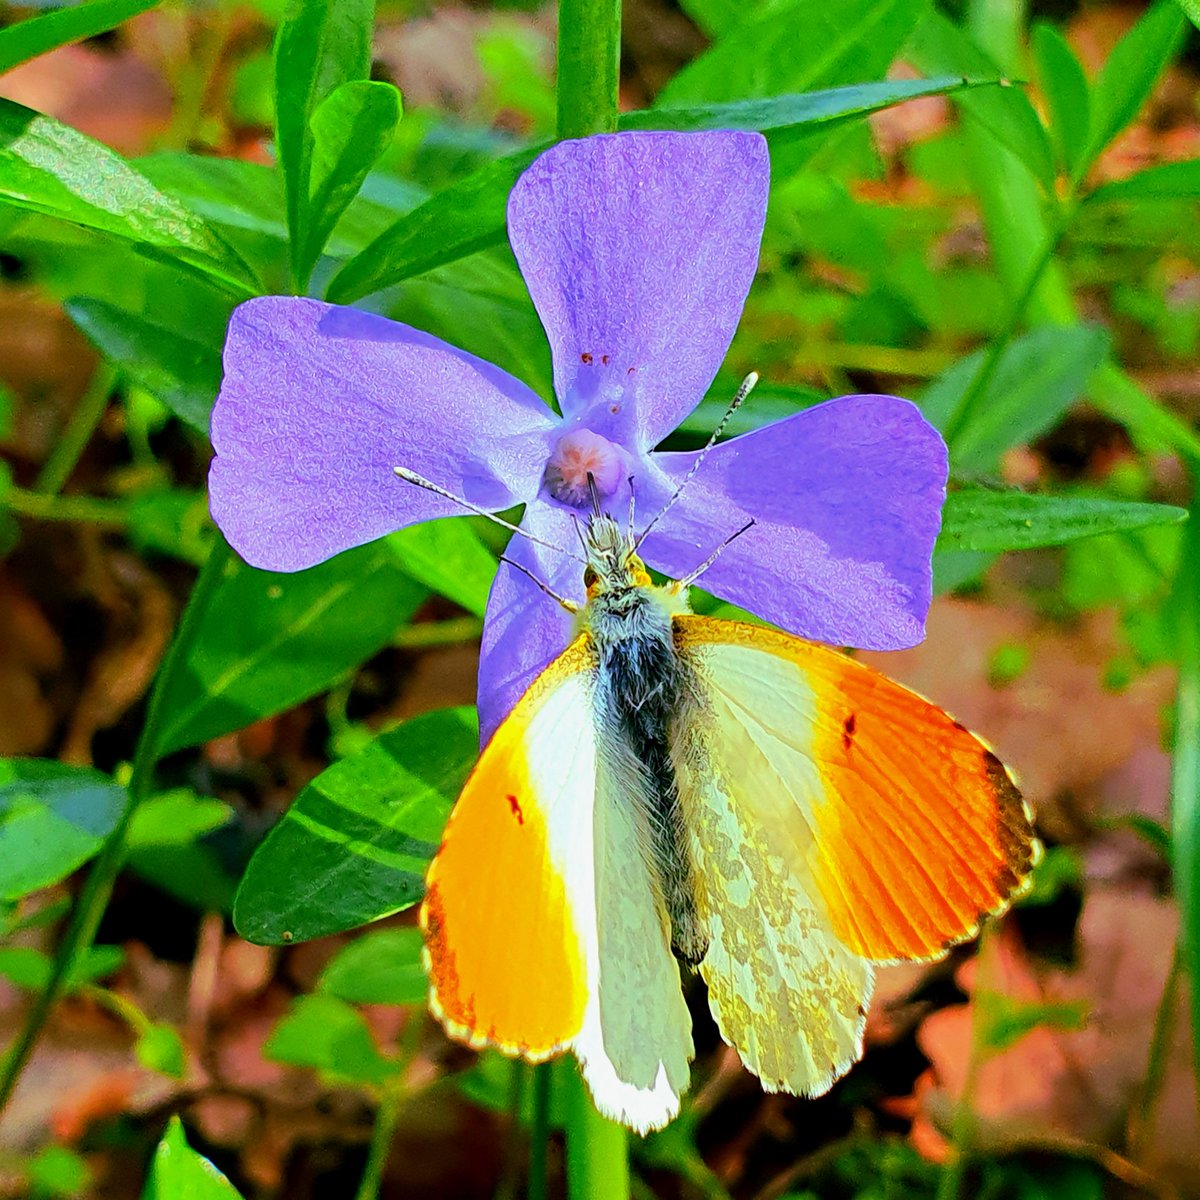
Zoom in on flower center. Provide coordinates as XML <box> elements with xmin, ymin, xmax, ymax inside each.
<box><xmin>543</xmin><ymin>428</ymin><xmax>625</xmax><ymax>508</ymax></box>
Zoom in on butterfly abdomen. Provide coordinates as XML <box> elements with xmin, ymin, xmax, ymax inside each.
<box><xmin>586</xmin><ymin>587</ymin><xmax>708</xmax><ymax>966</ymax></box>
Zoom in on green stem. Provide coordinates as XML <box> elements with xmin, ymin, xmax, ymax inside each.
<box><xmin>565</xmin><ymin>1064</ymin><xmax>629</xmax><ymax>1200</ymax></box>
<box><xmin>0</xmin><ymin>537</ymin><xmax>232</xmax><ymax>1115</ymax></box>
<box><xmin>528</xmin><ymin>1063</ymin><xmax>552</xmax><ymax>1200</ymax></box>
<box><xmin>1170</xmin><ymin>489</ymin><xmax>1200</xmax><ymax>1103</ymax></box>
<box><xmin>393</xmin><ymin>616</ymin><xmax>484</xmax><ymax>649</ymax></box>
<box><xmin>1130</xmin><ymin>939</ymin><xmax>1183</xmax><ymax>1156</ymax></box>
<box><xmin>355</xmin><ymin>1079</ymin><xmax>404</xmax><ymax>1200</ymax></box>
<box><xmin>941</xmin><ymin>211</ymin><xmax>1072</xmax><ymax>446</ymax></box>
<box><xmin>494</xmin><ymin>1062</ymin><xmax>528</xmax><ymax>1200</ymax></box>
<box><xmin>35</xmin><ymin>364</ymin><xmax>117</xmax><ymax>495</ymax></box>
<box><xmin>2</xmin><ymin>485</ymin><xmax>129</xmax><ymax>527</ymax></box>
<box><xmin>555</xmin><ymin>0</ymin><xmax>622</xmax><ymax>139</ymax></box>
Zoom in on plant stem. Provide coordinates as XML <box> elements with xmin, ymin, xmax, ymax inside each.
<box><xmin>35</xmin><ymin>364</ymin><xmax>117</xmax><ymax>495</ymax></box>
<box><xmin>565</xmin><ymin>1064</ymin><xmax>629</xmax><ymax>1200</ymax></box>
<box><xmin>2</xmin><ymin>485</ymin><xmax>129</xmax><ymax>527</ymax></box>
<box><xmin>355</xmin><ymin>1079</ymin><xmax>404</xmax><ymax>1200</ymax></box>
<box><xmin>0</xmin><ymin>537</ymin><xmax>232</xmax><ymax>1116</ymax></box>
<box><xmin>1129</xmin><ymin>939</ymin><xmax>1183</xmax><ymax>1156</ymax></box>
<box><xmin>1170</xmin><ymin>489</ymin><xmax>1200</xmax><ymax>1102</ymax></box>
<box><xmin>555</xmin><ymin>0</ymin><xmax>622</xmax><ymax>139</ymax></box>
<box><xmin>941</xmin><ymin>212</ymin><xmax>1072</xmax><ymax>446</ymax></box>
<box><xmin>495</xmin><ymin>1062</ymin><xmax>529</xmax><ymax>1200</ymax></box>
<box><xmin>528</xmin><ymin>1063</ymin><xmax>552</xmax><ymax>1200</ymax></box>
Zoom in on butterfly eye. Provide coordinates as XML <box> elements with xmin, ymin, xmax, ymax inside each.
<box><xmin>584</xmin><ymin>566</ymin><xmax>599</xmax><ymax>589</ymax></box>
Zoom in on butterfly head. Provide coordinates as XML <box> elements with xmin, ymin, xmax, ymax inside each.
<box><xmin>581</xmin><ymin>474</ymin><xmax>651</xmax><ymax>598</ymax></box>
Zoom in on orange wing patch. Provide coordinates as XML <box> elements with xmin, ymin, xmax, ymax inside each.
<box><xmin>422</xmin><ymin>637</ymin><xmax>595</xmax><ymax>1059</ymax></box>
<box><xmin>675</xmin><ymin>617</ymin><xmax>1038</xmax><ymax>964</ymax></box>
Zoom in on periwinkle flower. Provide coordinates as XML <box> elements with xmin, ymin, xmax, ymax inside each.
<box><xmin>209</xmin><ymin>130</ymin><xmax>948</xmax><ymax>743</ymax></box>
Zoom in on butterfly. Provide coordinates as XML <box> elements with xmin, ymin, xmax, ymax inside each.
<box><xmin>418</xmin><ymin>486</ymin><xmax>1038</xmax><ymax>1135</ymax></box>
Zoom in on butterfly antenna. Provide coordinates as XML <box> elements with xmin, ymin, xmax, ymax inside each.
<box><xmin>393</xmin><ymin>466</ymin><xmax>585</xmax><ymax>563</ymax></box>
<box><xmin>497</xmin><ymin>555</ymin><xmax>579</xmax><ymax>612</ymax></box>
<box><xmin>586</xmin><ymin>472</ymin><xmax>604</xmax><ymax>519</ymax></box>
<box><xmin>677</xmin><ymin>518</ymin><xmax>756</xmax><ymax>589</ymax></box>
<box><xmin>626</xmin><ymin>475</ymin><xmax>637</xmax><ymax>540</ymax></box>
<box><xmin>633</xmin><ymin>371</ymin><xmax>758</xmax><ymax>551</ymax></box>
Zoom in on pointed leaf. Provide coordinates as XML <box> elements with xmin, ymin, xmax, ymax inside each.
<box><xmin>0</xmin><ymin>0</ymin><xmax>161</xmax><ymax>75</ymax></box>
<box><xmin>274</xmin><ymin>0</ymin><xmax>374</xmax><ymax>259</ymax></box>
<box><xmin>0</xmin><ymin>100</ymin><xmax>254</xmax><ymax>291</ymax></box>
<box><xmin>234</xmin><ymin>708</ymin><xmax>476</xmax><ymax>944</ymax></box>
<box><xmin>1087</xmin><ymin>159</ymin><xmax>1200</xmax><ymax>204</ymax></box>
<box><xmin>1085</xmin><ymin>1</ymin><xmax>1185</xmax><ymax>169</ymax></box>
<box><xmin>1031</xmin><ymin>23</ymin><xmax>1091</xmax><ymax>177</ymax></box>
<box><xmin>153</xmin><ymin>543</ymin><xmax>426</xmax><ymax>756</ymax></box>
<box><xmin>922</xmin><ymin>325</ymin><xmax>1110</xmax><ymax>472</ymax></box>
<box><xmin>295</xmin><ymin>79</ymin><xmax>402</xmax><ymax>288</ymax></box>
<box><xmin>65</xmin><ymin>298</ymin><xmax>223</xmax><ymax>434</ymax></box>
<box><xmin>938</xmin><ymin>489</ymin><xmax>1188</xmax><ymax>553</ymax></box>
<box><xmin>143</xmin><ymin>1117</ymin><xmax>245</xmax><ymax>1200</ymax></box>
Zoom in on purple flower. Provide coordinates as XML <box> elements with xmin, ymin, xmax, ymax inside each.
<box><xmin>209</xmin><ymin>130</ymin><xmax>948</xmax><ymax>744</ymax></box>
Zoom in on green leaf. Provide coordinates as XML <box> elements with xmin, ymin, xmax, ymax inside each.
<box><xmin>922</xmin><ymin>325</ymin><xmax>1110</xmax><ymax>472</ymax></box>
<box><xmin>1031</xmin><ymin>23</ymin><xmax>1091</xmax><ymax>177</ymax></box>
<box><xmin>326</xmin><ymin>147</ymin><xmax>538</xmax><ymax>303</ymax></box>
<box><xmin>0</xmin><ymin>944</ymin><xmax>124</xmax><ymax>991</ymax></box>
<box><xmin>658</xmin><ymin>0</ymin><xmax>921</xmax><ymax>107</ymax></box>
<box><xmin>906</xmin><ymin>11</ymin><xmax>1057</xmax><ymax>192</ymax></box>
<box><xmin>127</xmin><ymin>791</ymin><xmax>233</xmax><ymax>849</ymax></box>
<box><xmin>938</xmin><ymin>489</ymin><xmax>1188</xmax><ymax>553</ymax></box>
<box><xmin>136</xmin><ymin>1023</ymin><xmax>186</xmax><ymax>1079</ymax></box>
<box><xmin>0</xmin><ymin>100</ymin><xmax>254</xmax><ymax>292</ymax></box>
<box><xmin>623</xmin><ymin>75</ymin><xmax>1000</xmax><ymax>136</ymax></box>
<box><xmin>273</xmin><ymin>0</ymin><xmax>374</xmax><ymax>270</ymax></box>
<box><xmin>318</xmin><ymin>927</ymin><xmax>427</xmax><ymax>1005</ymax></box>
<box><xmin>234</xmin><ymin>708</ymin><xmax>476</xmax><ymax>944</ymax></box>
<box><xmin>65</xmin><ymin>298</ymin><xmax>223</xmax><ymax>434</ymax></box>
<box><xmin>294</xmin><ymin>79</ymin><xmax>402</xmax><ymax>289</ymax></box>
<box><xmin>0</xmin><ymin>761</ymin><xmax>126</xmax><ymax>901</ymax></box>
<box><xmin>28</xmin><ymin>1144</ymin><xmax>90</xmax><ymax>1199</ymax></box>
<box><xmin>386</xmin><ymin>519</ymin><xmax>496</xmax><ymax>618</ymax></box>
<box><xmin>0</xmin><ymin>0</ymin><xmax>161</xmax><ymax>75</ymax></box>
<box><xmin>143</xmin><ymin>1116</ymin><xmax>245</xmax><ymax>1200</ymax></box>
<box><xmin>1087</xmin><ymin>160</ymin><xmax>1200</xmax><ymax>204</ymax></box>
<box><xmin>978</xmin><ymin>993</ymin><xmax>1088</xmax><ymax>1054</ymax></box>
<box><xmin>1177</xmin><ymin>0</ymin><xmax>1200</xmax><ymax>33</ymax></box>
<box><xmin>265</xmin><ymin>994</ymin><xmax>398</xmax><ymax>1084</ymax></box>
<box><xmin>152</xmin><ymin>542</ymin><xmax>426</xmax><ymax>757</ymax></box>
<box><xmin>327</xmin><ymin>75</ymin><xmax>988</xmax><ymax>303</ymax></box>
<box><xmin>1085</xmin><ymin>2</ymin><xmax>1186</xmax><ymax>171</ymax></box>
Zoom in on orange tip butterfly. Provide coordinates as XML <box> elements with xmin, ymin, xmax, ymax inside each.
<box><xmin>412</xmin><ymin>477</ymin><xmax>1039</xmax><ymax>1136</ymax></box>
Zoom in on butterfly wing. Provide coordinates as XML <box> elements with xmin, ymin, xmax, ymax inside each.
<box><xmin>423</xmin><ymin>634</ymin><xmax>692</xmax><ymax>1132</ymax></box>
<box><xmin>671</xmin><ymin>615</ymin><xmax>1037</xmax><ymax>1094</ymax></box>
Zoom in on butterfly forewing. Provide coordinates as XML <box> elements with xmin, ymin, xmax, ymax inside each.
<box><xmin>674</xmin><ymin>616</ymin><xmax>1038</xmax><ymax>967</ymax></box>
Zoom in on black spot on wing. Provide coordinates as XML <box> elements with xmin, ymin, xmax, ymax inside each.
<box><xmin>842</xmin><ymin>712</ymin><xmax>857</xmax><ymax>751</ymax></box>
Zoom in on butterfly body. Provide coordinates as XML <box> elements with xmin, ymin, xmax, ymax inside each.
<box><xmin>422</xmin><ymin>511</ymin><xmax>1038</xmax><ymax>1132</ymax></box>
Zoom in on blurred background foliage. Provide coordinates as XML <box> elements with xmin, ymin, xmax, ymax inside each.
<box><xmin>0</xmin><ymin>0</ymin><xmax>1199</xmax><ymax>1195</ymax></box>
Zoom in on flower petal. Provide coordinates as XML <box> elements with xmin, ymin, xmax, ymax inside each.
<box><xmin>209</xmin><ymin>296</ymin><xmax>557</xmax><ymax>572</ymax></box>
<box><xmin>639</xmin><ymin>396</ymin><xmax>948</xmax><ymax>649</ymax></box>
<box><xmin>477</xmin><ymin>503</ymin><xmax>584</xmax><ymax>745</ymax></box>
<box><xmin>507</xmin><ymin>130</ymin><xmax>768</xmax><ymax>452</ymax></box>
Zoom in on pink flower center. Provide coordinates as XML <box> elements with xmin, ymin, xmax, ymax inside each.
<box><xmin>543</xmin><ymin>428</ymin><xmax>625</xmax><ymax>508</ymax></box>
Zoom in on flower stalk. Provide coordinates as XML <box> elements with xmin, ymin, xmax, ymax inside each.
<box><xmin>555</xmin><ymin>0</ymin><xmax>621</xmax><ymax>139</ymax></box>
